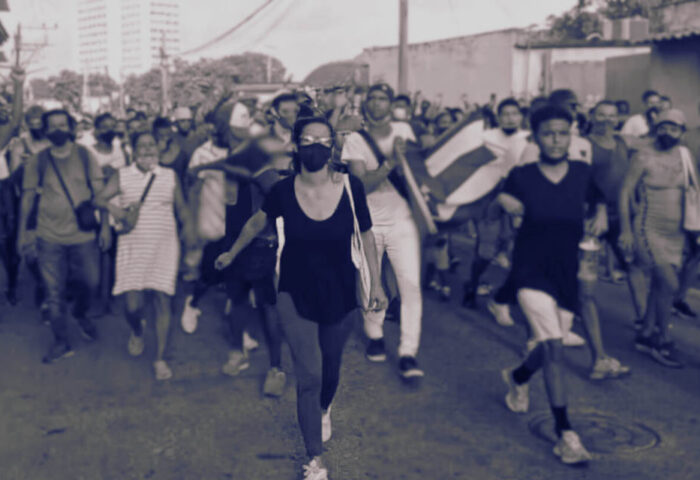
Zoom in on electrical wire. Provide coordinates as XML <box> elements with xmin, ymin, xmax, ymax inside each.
<box><xmin>177</xmin><ymin>0</ymin><xmax>276</xmax><ymax>57</ymax></box>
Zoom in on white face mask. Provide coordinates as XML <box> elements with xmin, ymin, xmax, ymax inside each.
<box><xmin>393</xmin><ymin>108</ymin><xmax>408</xmax><ymax>121</ymax></box>
<box><xmin>249</xmin><ymin>122</ymin><xmax>266</xmax><ymax>137</ymax></box>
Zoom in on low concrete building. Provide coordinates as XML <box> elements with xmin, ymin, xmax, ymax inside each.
<box><xmin>355</xmin><ymin>28</ymin><xmax>527</xmax><ymax>107</ymax></box>
<box><xmin>354</xmin><ymin>27</ymin><xmax>649</xmax><ymax>108</ymax></box>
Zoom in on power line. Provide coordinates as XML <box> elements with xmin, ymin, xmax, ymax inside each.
<box><xmin>236</xmin><ymin>0</ymin><xmax>297</xmax><ymax>53</ymax></box>
<box><xmin>177</xmin><ymin>0</ymin><xmax>276</xmax><ymax>57</ymax></box>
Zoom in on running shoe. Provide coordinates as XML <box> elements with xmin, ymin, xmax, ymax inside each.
<box><xmin>42</xmin><ymin>342</ymin><xmax>74</xmax><ymax>364</ymax></box>
<box><xmin>263</xmin><ymin>367</ymin><xmax>286</xmax><ymax>397</ymax></box>
<box><xmin>439</xmin><ymin>285</ymin><xmax>451</xmax><ymax>302</ymax></box>
<box><xmin>492</xmin><ymin>252</ymin><xmax>511</xmax><ymax>270</ymax></box>
<box><xmin>243</xmin><ymin>331</ymin><xmax>259</xmax><ymax>352</ymax></box>
<box><xmin>222</xmin><ymin>350</ymin><xmax>250</xmax><ymax>376</ymax></box>
<box><xmin>128</xmin><ymin>322</ymin><xmax>146</xmax><ymax>357</ymax></box>
<box><xmin>501</xmin><ymin>368</ymin><xmax>529</xmax><ymax>413</ymax></box>
<box><xmin>399</xmin><ymin>356</ymin><xmax>424</xmax><ymax>378</ymax></box>
<box><xmin>672</xmin><ymin>299</ymin><xmax>697</xmax><ymax>318</ymax></box>
<box><xmin>651</xmin><ymin>342</ymin><xmax>684</xmax><ymax>369</ymax></box>
<box><xmin>589</xmin><ymin>356</ymin><xmax>631</xmax><ymax>380</ymax></box>
<box><xmin>562</xmin><ymin>331</ymin><xmax>586</xmax><ymax>347</ymax></box>
<box><xmin>488</xmin><ymin>299</ymin><xmax>515</xmax><ymax>327</ymax></box>
<box><xmin>322</xmin><ymin>404</ymin><xmax>332</xmax><ymax>443</ymax></box>
<box><xmin>77</xmin><ymin>318</ymin><xmax>98</xmax><ymax>342</ymax></box>
<box><xmin>553</xmin><ymin>430</ymin><xmax>592</xmax><ymax>465</ymax></box>
<box><xmin>365</xmin><ymin>339</ymin><xmax>387</xmax><ymax>362</ymax></box>
<box><xmin>302</xmin><ymin>458</ymin><xmax>328</xmax><ymax>480</ymax></box>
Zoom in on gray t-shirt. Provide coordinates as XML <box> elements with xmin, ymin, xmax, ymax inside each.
<box><xmin>23</xmin><ymin>144</ymin><xmax>103</xmax><ymax>245</ymax></box>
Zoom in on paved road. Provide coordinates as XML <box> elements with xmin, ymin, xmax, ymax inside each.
<box><xmin>1</xmin><ymin>244</ymin><xmax>699</xmax><ymax>480</ymax></box>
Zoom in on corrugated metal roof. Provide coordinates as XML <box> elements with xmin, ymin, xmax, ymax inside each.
<box><xmin>651</xmin><ymin>28</ymin><xmax>700</xmax><ymax>41</ymax></box>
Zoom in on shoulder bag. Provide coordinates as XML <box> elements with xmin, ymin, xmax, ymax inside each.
<box><xmin>343</xmin><ymin>174</ymin><xmax>372</xmax><ymax>311</ymax></box>
<box><xmin>680</xmin><ymin>146</ymin><xmax>700</xmax><ymax>232</ymax></box>
<box><xmin>114</xmin><ymin>173</ymin><xmax>156</xmax><ymax>235</ymax></box>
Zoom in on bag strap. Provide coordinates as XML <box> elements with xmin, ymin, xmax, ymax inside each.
<box><xmin>356</xmin><ymin>129</ymin><xmax>410</xmax><ymax>200</ymax></box>
<box><xmin>77</xmin><ymin>145</ymin><xmax>95</xmax><ymax>199</ymax></box>
<box><xmin>139</xmin><ymin>174</ymin><xmax>157</xmax><ymax>204</ymax></box>
<box><xmin>47</xmin><ymin>152</ymin><xmax>77</xmax><ymax>210</ymax></box>
<box><xmin>357</xmin><ymin>129</ymin><xmax>387</xmax><ymax>166</ymax></box>
<box><xmin>343</xmin><ymin>174</ymin><xmax>363</xmax><ymax>242</ymax></box>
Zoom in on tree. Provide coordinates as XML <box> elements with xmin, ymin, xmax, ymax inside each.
<box><xmin>123</xmin><ymin>52</ymin><xmax>286</xmax><ymax>114</ymax></box>
<box><xmin>547</xmin><ymin>8</ymin><xmax>603</xmax><ymax>40</ymax></box>
<box><xmin>49</xmin><ymin>70</ymin><xmax>82</xmax><ymax>111</ymax></box>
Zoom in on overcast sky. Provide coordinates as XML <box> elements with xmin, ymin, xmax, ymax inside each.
<box><xmin>4</xmin><ymin>0</ymin><xmax>578</xmax><ymax>80</ymax></box>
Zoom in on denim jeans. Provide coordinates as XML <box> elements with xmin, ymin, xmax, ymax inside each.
<box><xmin>36</xmin><ymin>238</ymin><xmax>100</xmax><ymax>344</ymax></box>
<box><xmin>277</xmin><ymin>292</ymin><xmax>355</xmax><ymax>458</ymax></box>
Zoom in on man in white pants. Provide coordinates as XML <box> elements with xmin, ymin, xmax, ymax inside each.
<box><xmin>341</xmin><ymin>83</ymin><xmax>423</xmax><ymax>379</ymax></box>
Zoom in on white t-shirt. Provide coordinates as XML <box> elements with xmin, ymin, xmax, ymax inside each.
<box><xmin>189</xmin><ymin>140</ymin><xmax>229</xmax><ymax>241</ymax></box>
<box><xmin>482</xmin><ymin>128</ymin><xmax>530</xmax><ymax>175</ymax></box>
<box><xmin>621</xmin><ymin>114</ymin><xmax>649</xmax><ymax>138</ymax></box>
<box><xmin>84</xmin><ymin>143</ymin><xmax>127</xmax><ymax>170</ymax></box>
<box><xmin>341</xmin><ymin>122</ymin><xmax>415</xmax><ymax>226</ymax></box>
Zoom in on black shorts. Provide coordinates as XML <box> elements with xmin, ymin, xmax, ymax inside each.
<box><xmin>199</xmin><ymin>237</ymin><xmax>230</xmax><ymax>287</ymax></box>
<box><xmin>225</xmin><ymin>270</ymin><xmax>276</xmax><ymax>306</ymax></box>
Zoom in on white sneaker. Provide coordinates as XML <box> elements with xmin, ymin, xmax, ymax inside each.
<box><xmin>563</xmin><ymin>331</ymin><xmax>586</xmax><ymax>347</ymax></box>
<box><xmin>243</xmin><ymin>331</ymin><xmax>259</xmax><ymax>352</ymax></box>
<box><xmin>589</xmin><ymin>356</ymin><xmax>631</xmax><ymax>380</ymax></box>
<box><xmin>554</xmin><ymin>430</ymin><xmax>592</xmax><ymax>464</ymax></box>
<box><xmin>181</xmin><ymin>295</ymin><xmax>200</xmax><ymax>334</ymax></box>
<box><xmin>322</xmin><ymin>405</ymin><xmax>332</xmax><ymax>443</ymax></box>
<box><xmin>221</xmin><ymin>350</ymin><xmax>250</xmax><ymax>377</ymax></box>
<box><xmin>488</xmin><ymin>299</ymin><xmax>514</xmax><ymax>327</ymax></box>
<box><xmin>501</xmin><ymin>368</ymin><xmax>529</xmax><ymax>413</ymax></box>
<box><xmin>303</xmin><ymin>457</ymin><xmax>328</xmax><ymax>480</ymax></box>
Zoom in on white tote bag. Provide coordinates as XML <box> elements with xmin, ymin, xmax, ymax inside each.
<box><xmin>343</xmin><ymin>175</ymin><xmax>372</xmax><ymax>311</ymax></box>
<box><xmin>680</xmin><ymin>146</ymin><xmax>700</xmax><ymax>232</ymax></box>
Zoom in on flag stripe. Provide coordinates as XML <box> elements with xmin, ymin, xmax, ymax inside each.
<box><xmin>425</xmin><ymin>119</ymin><xmax>485</xmax><ymax>177</ymax></box>
<box><xmin>434</xmin><ymin>145</ymin><xmax>496</xmax><ymax>199</ymax></box>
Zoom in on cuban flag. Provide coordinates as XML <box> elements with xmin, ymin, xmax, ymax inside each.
<box><xmin>402</xmin><ymin>115</ymin><xmax>524</xmax><ymax>230</ymax></box>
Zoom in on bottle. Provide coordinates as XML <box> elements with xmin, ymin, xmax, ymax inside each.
<box><xmin>577</xmin><ymin>235</ymin><xmax>601</xmax><ymax>282</ymax></box>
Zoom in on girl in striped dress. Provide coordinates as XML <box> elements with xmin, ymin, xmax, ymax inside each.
<box><xmin>95</xmin><ymin>132</ymin><xmax>196</xmax><ymax>380</ymax></box>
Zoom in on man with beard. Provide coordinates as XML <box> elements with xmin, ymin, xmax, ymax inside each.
<box><xmin>341</xmin><ymin>83</ymin><xmax>424</xmax><ymax>379</ymax></box>
<box><xmin>84</xmin><ymin>113</ymin><xmax>127</xmax><ymax>178</ymax></box>
<box><xmin>18</xmin><ymin>109</ymin><xmax>108</xmax><ymax>363</ymax></box>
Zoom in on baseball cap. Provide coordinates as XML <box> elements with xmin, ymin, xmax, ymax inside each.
<box><xmin>366</xmin><ymin>83</ymin><xmax>394</xmax><ymax>101</ymax></box>
<box><xmin>656</xmin><ymin>108</ymin><xmax>686</xmax><ymax>128</ymax></box>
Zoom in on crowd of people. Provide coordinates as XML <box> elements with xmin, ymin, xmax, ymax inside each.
<box><xmin>1</xmin><ymin>62</ymin><xmax>699</xmax><ymax>478</ymax></box>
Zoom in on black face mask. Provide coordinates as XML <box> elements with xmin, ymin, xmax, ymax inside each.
<box><xmin>46</xmin><ymin>129</ymin><xmax>72</xmax><ymax>147</ymax></box>
<box><xmin>298</xmin><ymin>144</ymin><xmax>331</xmax><ymax>172</ymax></box>
<box><xmin>502</xmin><ymin>127</ymin><xmax>518</xmax><ymax>136</ymax></box>
<box><xmin>657</xmin><ymin>134</ymin><xmax>681</xmax><ymax>151</ymax></box>
<box><xmin>29</xmin><ymin>128</ymin><xmax>44</xmax><ymax>140</ymax></box>
<box><xmin>98</xmin><ymin>131</ymin><xmax>117</xmax><ymax>145</ymax></box>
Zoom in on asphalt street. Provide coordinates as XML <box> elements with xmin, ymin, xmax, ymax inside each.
<box><xmin>1</xmin><ymin>241</ymin><xmax>699</xmax><ymax>480</ymax></box>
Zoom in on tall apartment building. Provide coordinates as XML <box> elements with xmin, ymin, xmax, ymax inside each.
<box><xmin>77</xmin><ymin>0</ymin><xmax>181</xmax><ymax>80</ymax></box>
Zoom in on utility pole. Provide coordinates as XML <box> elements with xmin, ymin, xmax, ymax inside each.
<box><xmin>266</xmin><ymin>54</ymin><xmax>272</xmax><ymax>84</ymax></box>
<box><xmin>398</xmin><ymin>0</ymin><xmax>408</xmax><ymax>94</ymax></box>
<box><xmin>159</xmin><ymin>31</ymin><xmax>169</xmax><ymax>115</ymax></box>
